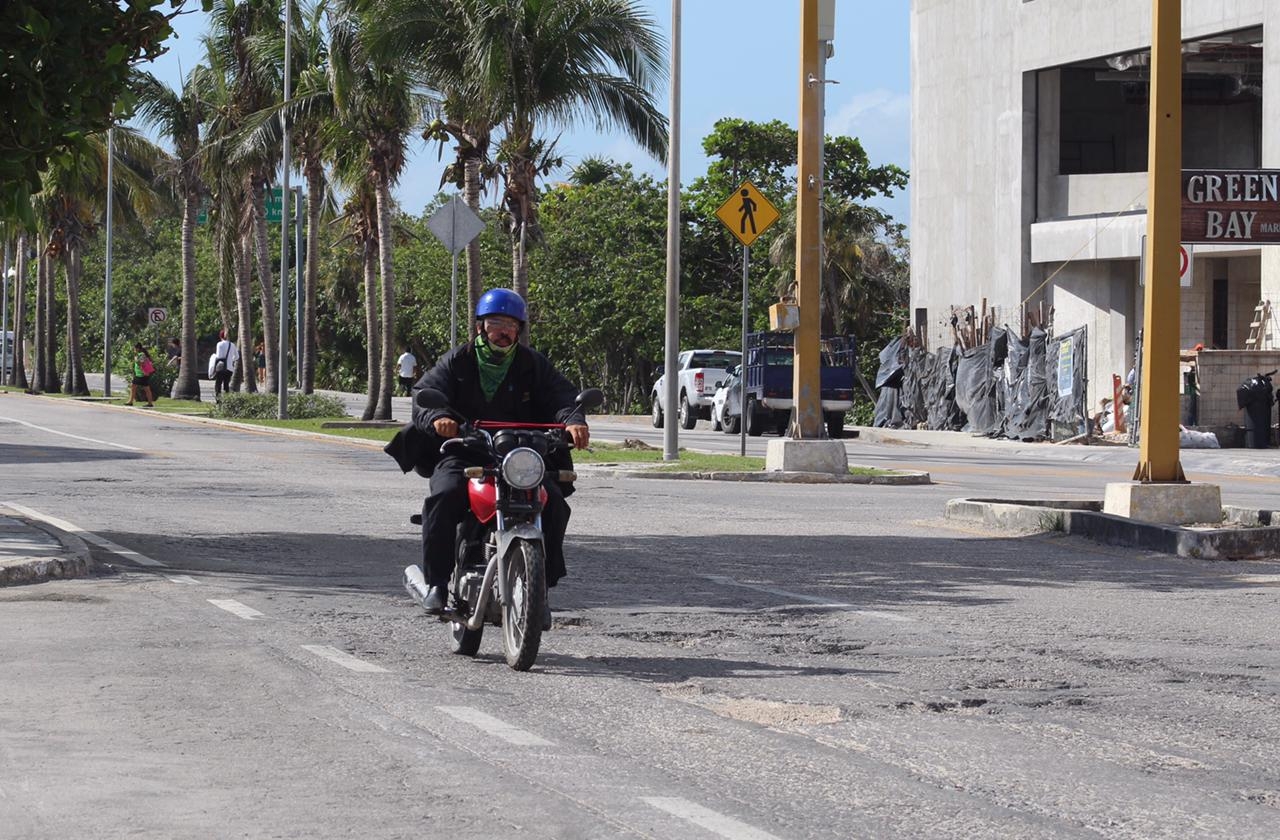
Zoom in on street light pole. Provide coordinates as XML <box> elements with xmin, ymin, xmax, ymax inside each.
<box><xmin>662</xmin><ymin>0</ymin><xmax>681</xmax><ymax>461</ymax></box>
<box><xmin>277</xmin><ymin>0</ymin><xmax>293</xmax><ymax>418</ymax></box>
<box><xmin>104</xmin><ymin>125</ymin><xmax>115</xmax><ymax>398</ymax></box>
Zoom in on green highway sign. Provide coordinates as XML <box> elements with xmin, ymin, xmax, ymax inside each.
<box><xmin>196</xmin><ymin>189</ymin><xmax>303</xmax><ymax>225</ymax></box>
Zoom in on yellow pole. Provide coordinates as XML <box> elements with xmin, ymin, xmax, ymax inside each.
<box><xmin>1134</xmin><ymin>0</ymin><xmax>1186</xmax><ymax>482</ymax></box>
<box><xmin>793</xmin><ymin>0</ymin><xmax>822</xmax><ymax>438</ymax></box>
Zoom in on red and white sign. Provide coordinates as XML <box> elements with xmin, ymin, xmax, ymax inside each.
<box><xmin>1179</xmin><ymin>244</ymin><xmax>1193</xmax><ymax>287</ymax></box>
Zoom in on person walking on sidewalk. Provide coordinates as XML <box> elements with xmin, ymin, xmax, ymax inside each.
<box><xmin>396</xmin><ymin>346</ymin><xmax>418</xmax><ymax>396</ymax></box>
<box><xmin>209</xmin><ymin>330</ymin><xmax>239</xmax><ymax>402</ymax></box>
<box><xmin>126</xmin><ymin>343</ymin><xmax>156</xmax><ymax>407</ymax></box>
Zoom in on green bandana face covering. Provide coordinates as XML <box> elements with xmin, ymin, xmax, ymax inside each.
<box><xmin>475</xmin><ymin>336</ymin><xmax>517</xmax><ymax>400</ymax></box>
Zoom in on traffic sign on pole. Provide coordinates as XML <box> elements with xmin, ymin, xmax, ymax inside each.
<box><xmin>715</xmin><ymin>180</ymin><xmax>780</xmax><ymax>248</ymax></box>
<box><xmin>427</xmin><ymin>196</ymin><xmax>486</xmax><ymax>347</ymax></box>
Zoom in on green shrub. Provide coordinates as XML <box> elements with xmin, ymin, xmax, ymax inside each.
<box><xmin>211</xmin><ymin>391</ymin><xmax>348</xmax><ymax>420</ymax></box>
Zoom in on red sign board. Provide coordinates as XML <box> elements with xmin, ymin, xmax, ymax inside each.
<box><xmin>1182</xmin><ymin>169</ymin><xmax>1280</xmax><ymax>244</ymax></box>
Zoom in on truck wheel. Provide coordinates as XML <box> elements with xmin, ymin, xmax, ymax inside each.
<box><xmin>746</xmin><ymin>397</ymin><xmax>764</xmax><ymax>437</ymax></box>
<box><xmin>723</xmin><ymin>412</ymin><xmax>740</xmax><ymax>434</ymax></box>
<box><xmin>775</xmin><ymin>417</ymin><xmax>789</xmax><ymax>436</ymax></box>
<box><xmin>711</xmin><ymin>408</ymin><xmax>722</xmax><ymax>432</ymax></box>
<box><xmin>679</xmin><ymin>394</ymin><xmax>697</xmax><ymax>429</ymax></box>
<box><xmin>827</xmin><ymin>413</ymin><xmax>844</xmax><ymax>439</ymax></box>
<box><xmin>651</xmin><ymin>396</ymin><xmax>663</xmax><ymax>428</ymax></box>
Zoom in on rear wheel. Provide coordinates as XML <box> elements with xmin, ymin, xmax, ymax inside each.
<box><xmin>449</xmin><ymin>529</ymin><xmax>483</xmax><ymax>656</ymax></box>
<box><xmin>723</xmin><ymin>412</ymin><xmax>740</xmax><ymax>434</ymax></box>
<box><xmin>678</xmin><ymin>394</ymin><xmax>696</xmax><ymax>429</ymax></box>
<box><xmin>745</xmin><ymin>397</ymin><xmax>764</xmax><ymax>437</ymax></box>
<box><xmin>501</xmin><ymin>539</ymin><xmax>546</xmax><ymax>671</ymax></box>
<box><xmin>651</xmin><ymin>395</ymin><xmax>664</xmax><ymax>428</ymax></box>
<box><xmin>711</xmin><ymin>405</ymin><xmax>723</xmax><ymax>431</ymax></box>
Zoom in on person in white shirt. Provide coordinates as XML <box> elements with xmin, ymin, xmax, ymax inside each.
<box><xmin>209</xmin><ymin>330</ymin><xmax>240</xmax><ymax>402</ymax></box>
<box><xmin>397</xmin><ymin>346</ymin><xmax>418</xmax><ymax>396</ymax></box>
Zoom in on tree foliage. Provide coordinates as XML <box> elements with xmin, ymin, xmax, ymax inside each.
<box><xmin>0</xmin><ymin>0</ymin><xmax>210</xmax><ymax>226</ymax></box>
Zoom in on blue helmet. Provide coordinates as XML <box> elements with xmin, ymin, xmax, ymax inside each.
<box><xmin>476</xmin><ymin>288</ymin><xmax>527</xmax><ymax>323</ymax></box>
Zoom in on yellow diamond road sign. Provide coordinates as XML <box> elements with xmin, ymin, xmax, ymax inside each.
<box><xmin>715</xmin><ymin>180</ymin><xmax>780</xmax><ymax>248</ymax></box>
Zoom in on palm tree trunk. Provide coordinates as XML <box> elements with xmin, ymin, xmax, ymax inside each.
<box><xmin>13</xmin><ymin>233</ymin><xmax>28</xmax><ymax>389</ymax></box>
<box><xmin>361</xmin><ymin>239</ymin><xmax>379</xmax><ymax>421</ymax></box>
<box><xmin>250</xmin><ymin>183</ymin><xmax>280</xmax><ymax>394</ymax></box>
<box><xmin>464</xmin><ymin>153</ymin><xmax>484</xmax><ymax>321</ymax></box>
<box><xmin>234</xmin><ymin>233</ymin><xmax>255</xmax><ymax>393</ymax></box>
<box><xmin>32</xmin><ymin>240</ymin><xmax>45</xmax><ymax>393</ymax></box>
<box><xmin>373</xmin><ymin>174</ymin><xmax>396</xmax><ymax>420</ymax></box>
<box><xmin>64</xmin><ymin>247</ymin><xmax>89</xmax><ymax>395</ymax></box>
<box><xmin>173</xmin><ymin>191</ymin><xmax>202</xmax><ymax>399</ymax></box>
<box><xmin>43</xmin><ymin>249</ymin><xmax>60</xmax><ymax>393</ymax></box>
<box><xmin>302</xmin><ymin>165</ymin><xmax>322</xmax><ymax>393</ymax></box>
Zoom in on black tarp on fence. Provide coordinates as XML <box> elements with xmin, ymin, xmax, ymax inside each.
<box><xmin>873</xmin><ymin>324</ymin><xmax>1087</xmax><ymax>440</ymax></box>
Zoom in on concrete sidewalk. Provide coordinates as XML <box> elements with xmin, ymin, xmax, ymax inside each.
<box><xmin>0</xmin><ymin>505</ymin><xmax>92</xmax><ymax>586</ymax></box>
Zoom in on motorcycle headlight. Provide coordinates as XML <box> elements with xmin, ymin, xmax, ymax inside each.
<box><xmin>501</xmin><ymin>447</ymin><xmax>545</xmax><ymax>490</ymax></box>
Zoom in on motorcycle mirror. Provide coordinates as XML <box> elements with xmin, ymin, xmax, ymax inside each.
<box><xmin>415</xmin><ymin>387</ymin><xmax>449</xmax><ymax>409</ymax></box>
<box><xmin>576</xmin><ymin>388</ymin><xmax>605</xmax><ymax>411</ymax></box>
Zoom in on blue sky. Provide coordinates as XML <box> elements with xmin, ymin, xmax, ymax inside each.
<box><xmin>147</xmin><ymin>1</ymin><xmax>911</xmax><ymax>226</ymax></box>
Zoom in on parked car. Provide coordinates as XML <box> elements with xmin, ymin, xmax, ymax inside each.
<box><xmin>710</xmin><ymin>364</ymin><xmax>741</xmax><ymax>432</ymax></box>
<box><xmin>651</xmin><ymin>349</ymin><xmax>741</xmax><ymax>429</ymax></box>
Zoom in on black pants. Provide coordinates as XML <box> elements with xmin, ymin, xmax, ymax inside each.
<box><xmin>213</xmin><ymin>369</ymin><xmax>232</xmax><ymax>399</ymax></box>
<box><xmin>399</xmin><ymin>376</ymin><xmax>414</xmax><ymax>396</ymax></box>
<box><xmin>421</xmin><ymin>454</ymin><xmax>570</xmax><ymax>588</ymax></box>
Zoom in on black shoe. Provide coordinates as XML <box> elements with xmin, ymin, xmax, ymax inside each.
<box><xmin>423</xmin><ymin>585</ymin><xmax>449</xmax><ymax>615</ymax></box>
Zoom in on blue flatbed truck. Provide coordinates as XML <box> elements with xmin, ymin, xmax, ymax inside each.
<box><xmin>721</xmin><ymin>332</ymin><xmax>856</xmax><ymax>438</ymax></box>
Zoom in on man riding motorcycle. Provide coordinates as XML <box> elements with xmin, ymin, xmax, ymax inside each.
<box><xmin>411</xmin><ymin>289</ymin><xmax>590</xmax><ymax>616</ymax></box>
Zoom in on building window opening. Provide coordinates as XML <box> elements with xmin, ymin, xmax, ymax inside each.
<box><xmin>1055</xmin><ymin>26</ymin><xmax>1262</xmax><ymax>175</ymax></box>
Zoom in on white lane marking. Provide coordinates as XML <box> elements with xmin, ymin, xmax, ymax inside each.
<box><xmin>5</xmin><ymin>502</ymin><xmax>166</xmax><ymax>567</ymax></box>
<box><xmin>301</xmin><ymin>645</ymin><xmax>388</xmax><ymax>673</ymax></box>
<box><xmin>641</xmin><ymin>797</ymin><xmax>783</xmax><ymax>840</ymax></box>
<box><xmin>166</xmin><ymin>575</ymin><xmax>200</xmax><ymax>585</ymax></box>
<box><xmin>703</xmin><ymin>574</ymin><xmax>914</xmax><ymax>623</ymax></box>
<box><xmin>0</xmin><ymin>416</ymin><xmax>142</xmax><ymax>451</ymax></box>
<box><xmin>435</xmin><ymin>706</ymin><xmax>553</xmax><ymax>747</ymax></box>
<box><xmin>207</xmin><ymin>599</ymin><xmax>264</xmax><ymax>620</ymax></box>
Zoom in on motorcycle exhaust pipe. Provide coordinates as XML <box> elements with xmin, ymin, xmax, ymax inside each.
<box><xmin>403</xmin><ymin>564</ymin><xmax>432</xmax><ymax>607</ymax></box>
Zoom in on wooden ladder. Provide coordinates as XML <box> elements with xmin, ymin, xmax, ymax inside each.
<box><xmin>1246</xmin><ymin>300</ymin><xmax>1272</xmax><ymax>349</ymax></box>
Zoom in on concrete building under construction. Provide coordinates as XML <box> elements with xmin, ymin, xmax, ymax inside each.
<box><xmin>909</xmin><ymin>0</ymin><xmax>1280</xmax><ymax>418</ymax></box>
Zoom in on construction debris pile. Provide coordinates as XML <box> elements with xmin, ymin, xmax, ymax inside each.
<box><xmin>873</xmin><ymin>306</ymin><xmax>1088</xmax><ymax>442</ymax></box>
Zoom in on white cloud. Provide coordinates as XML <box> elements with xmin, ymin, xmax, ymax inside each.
<box><xmin>827</xmin><ymin>89</ymin><xmax>912</xmax><ymax>228</ymax></box>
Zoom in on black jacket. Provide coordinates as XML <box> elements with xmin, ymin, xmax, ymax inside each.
<box><xmin>385</xmin><ymin>339</ymin><xmax>584</xmax><ymax>483</ymax></box>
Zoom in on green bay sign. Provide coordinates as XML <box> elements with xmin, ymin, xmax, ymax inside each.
<box><xmin>1182</xmin><ymin>169</ymin><xmax>1280</xmax><ymax>244</ymax></box>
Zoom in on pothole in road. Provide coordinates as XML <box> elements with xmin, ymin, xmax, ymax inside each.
<box><xmin>661</xmin><ymin>683</ymin><xmax>843</xmax><ymax>728</ymax></box>
<box><xmin>895</xmin><ymin>698</ymin><xmax>990</xmax><ymax>714</ymax></box>
<box><xmin>1239</xmin><ymin>789</ymin><xmax>1280</xmax><ymax>809</ymax></box>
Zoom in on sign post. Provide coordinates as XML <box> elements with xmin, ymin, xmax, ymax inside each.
<box><xmin>427</xmin><ymin>196</ymin><xmax>486</xmax><ymax>348</ymax></box>
<box><xmin>715</xmin><ymin>180</ymin><xmax>780</xmax><ymax>455</ymax></box>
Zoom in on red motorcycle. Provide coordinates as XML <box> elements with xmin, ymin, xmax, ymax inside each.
<box><xmin>405</xmin><ymin>387</ymin><xmax>602</xmax><ymax>671</ymax></box>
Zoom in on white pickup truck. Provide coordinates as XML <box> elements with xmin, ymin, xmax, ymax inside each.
<box><xmin>651</xmin><ymin>349</ymin><xmax>742</xmax><ymax>429</ymax></box>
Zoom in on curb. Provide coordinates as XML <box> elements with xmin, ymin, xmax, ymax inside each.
<box><xmin>945</xmin><ymin>497</ymin><xmax>1280</xmax><ymax>560</ymax></box>
<box><xmin>0</xmin><ymin>506</ymin><xmax>94</xmax><ymax>586</ymax></box>
<box><xmin>582</xmin><ymin>467</ymin><xmax>932</xmax><ymax>485</ymax></box>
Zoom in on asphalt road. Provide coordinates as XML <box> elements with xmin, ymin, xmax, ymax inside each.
<box><xmin>4</xmin><ymin>392</ymin><xmax>1280</xmax><ymax>838</ymax></box>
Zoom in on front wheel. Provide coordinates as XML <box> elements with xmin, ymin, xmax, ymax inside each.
<box><xmin>651</xmin><ymin>395</ymin><xmax>664</xmax><ymax>428</ymax></box>
<box><xmin>502</xmin><ymin>539</ymin><xmax>546</xmax><ymax>671</ymax></box>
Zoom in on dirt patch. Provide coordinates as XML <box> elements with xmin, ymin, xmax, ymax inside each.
<box><xmin>661</xmin><ymin>683</ymin><xmax>843</xmax><ymax>727</ymax></box>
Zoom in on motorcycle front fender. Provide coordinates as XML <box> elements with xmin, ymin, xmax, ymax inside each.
<box><xmin>495</xmin><ymin>524</ymin><xmax>545</xmax><ymax>607</ymax></box>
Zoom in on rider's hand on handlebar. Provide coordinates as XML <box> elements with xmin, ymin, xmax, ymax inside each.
<box><xmin>433</xmin><ymin>417</ymin><xmax>459</xmax><ymax>438</ymax></box>
<box><xmin>566</xmin><ymin>423</ymin><xmax>590</xmax><ymax>450</ymax></box>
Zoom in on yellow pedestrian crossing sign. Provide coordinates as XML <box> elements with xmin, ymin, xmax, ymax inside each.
<box><xmin>715</xmin><ymin>180</ymin><xmax>780</xmax><ymax>248</ymax></box>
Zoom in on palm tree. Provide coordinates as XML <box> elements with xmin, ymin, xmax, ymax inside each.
<box><xmin>470</xmin><ymin>0</ymin><xmax>668</xmax><ymax>307</ymax></box>
<box><xmin>374</xmin><ymin>0</ymin><xmax>500</xmax><ymax>320</ymax></box>
<box><xmin>206</xmin><ymin>0</ymin><xmax>283</xmax><ymax>393</ymax></box>
<box><xmin>328</xmin><ymin>1</ymin><xmax>423</xmax><ymax>419</ymax></box>
<box><xmin>10</xmin><ymin>231</ymin><xmax>30</xmax><ymax>389</ymax></box>
<box><xmin>132</xmin><ymin>70</ymin><xmax>208</xmax><ymax>400</ymax></box>
<box><xmin>32</xmin><ymin>129</ymin><xmax>168</xmax><ymax>395</ymax></box>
